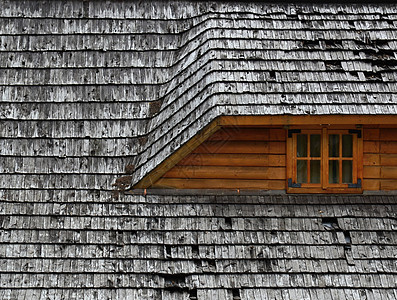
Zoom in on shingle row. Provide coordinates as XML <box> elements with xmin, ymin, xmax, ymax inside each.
<box><xmin>1</xmin><ymin>201</ymin><xmax>395</xmax><ymax>217</ymax></box>
<box><xmin>0</xmin><ymin>272</ymin><xmax>395</xmax><ymax>288</ymax></box>
<box><xmin>1</xmin><ymin>17</ymin><xmax>397</xmax><ymax>35</ymax></box>
<box><xmin>2</xmin><ymin>1</ymin><xmax>397</xmax><ymax>19</ymax></box>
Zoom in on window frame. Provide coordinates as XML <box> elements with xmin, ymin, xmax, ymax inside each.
<box><xmin>287</xmin><ymin>127</ymin><xmax>363</xmax><ymax>194</ymax></box>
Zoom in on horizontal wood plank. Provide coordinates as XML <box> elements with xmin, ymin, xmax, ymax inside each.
<box><xmin>207</xmin><ymin>128</ymin><xmax>286</xmax><ymax>141</ymax></box>
<box><xmin>381</xmin><ymin>167</ymin><xmax>397</xmax><ymax>179</ymax></box>
<box><xmin>381</xmin><ymin>180</ymin><xmax>397</xmax><ymax>190</ymax></box>
<box><xmin>163</xmin><ymin>166</ymin><xmax>286</xmax><ymax>180</ymax></box>
<box><xmin>362</xmin><ymin>179</ymin><xmax>380</xmax><ymax>190</ymax></box>
<box><xmin>177</xmin><ymin>154</ymin><xmax>286</xmax><ymax>167</ymax></box>
<box><xmin>363</xmin><ymin>129</ymin><xmax>379</xmax><ymax>141</ymax></box>
<box><xmin>363</xmin><ymin>154</ymin><xmax>380</xmax><ymax>166</ymax></box>
<box><xmin>380</xmin><ymin>142</ymin><xmax>397</xmax><ymax>154</ymax></box>
<box><xmin>193</xmin><ymin>141</ymin><xmax>285</xmax><ymax>154</ymax></box>
<box><xmin>381</xmin><ymin>154</ymin><xmax>397</xmax><ymax>166</ymax></box>
<box><xmin>380</xmin><ymin>128</ymin><xmax>397</xmax><ymax>141</ymax></box>
<box><xmin>363</xmin><ymin>141</ymin><xmax>379</xmax><ymax>153</ymax></box>
<box><xmin>363</xmin><ymin>166</ymin><xmax>380</xmax><ymax>179</ymax></box>
<box><xmin>153</xmin><ymin>178</ymin><xmax>286</xmax><ymax>190</ymax></box>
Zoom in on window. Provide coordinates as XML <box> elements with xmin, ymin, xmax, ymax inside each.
<box><xmin>287</xmin><ymin>128</ymin><xmax>362</xmax><ymax>193</ymax></box>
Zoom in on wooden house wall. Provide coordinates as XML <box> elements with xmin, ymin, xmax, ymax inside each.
<box><xmin>155</xmin><ymin>126</ymin><xmax>397</xmax><ymax>191</ymax></box>
<box><xmin>154</xmin><ymin>127</ymin><xmax>286</xmax><ymax>189</ymax></box>
<box><xmin>363</xmin><ymin>127</ymin><xmax>397</xmax><ymax>191</ymax></box>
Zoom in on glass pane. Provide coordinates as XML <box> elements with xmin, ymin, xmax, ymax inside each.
<box><xmin>297</xmin><ymin>135</ymin><xmax>307</xmax><ymax>157</ymax></box>
<box><xmin>329</xmin><ymin>160</ymin><xmax>339</xmax><ymax>184</ymax></box>
<box><xmin>342</xmin><ymin>135</ymin><xmax>353</xmax><ymax>157</ymax></box>
<box><xmin>342</xmin><ymin>160</ymin><xmax>353</xmax><ymax>183</ymax></box>
<box><xmin>310</xmin><ymin>160</ymin><xmax>321</xmax><ymax>184</ymax></box>
<box><xmin>310</xmin><ymin>135</ymin><xmax>321</xmax><ymax>157</ymax></box>
<box><xmin>297</xmin><ymin>160</ymin><xmax>307</xmax><ymax>183</ymax></box>
<box><xmin>329</xmin><ymin>135</ymin><xmax>339</xmax><ymax>157</ymax></box>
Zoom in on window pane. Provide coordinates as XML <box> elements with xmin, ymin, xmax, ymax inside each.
<box><xmin>297</xmin><ymin>134</ymin><xmax>307</xmax><ymax>157</ymax></box>
<box><xmin>310</xmin><ymin>160</ymin><xmax>321</xmax><ymax>184</ymax></box>
<box><xmin>329</xmin><ymin>160</ymin><xmax>339</xmax><ymax>184</ymax></box>
<box><xmin>342</xmin><ymin>160</ymin><xmax>353</xmax><ymax>183</ymax></box>
<box><xmin>310</xmin><ymin>135</ymin><xmax>321</xmax><ymax>157</ymax></box>
<box><xmin>297</xmin><ymin>160</ymin><xmax>307</xmax><ymax>183</ymax></box>
<box><xmin>342</xmin><ymin>135</ymin><xmax>353</xmax><ymax>157</ymax></box>
<box><xmin>329</xmin><ymin>135</ymin><xmax>339</xmax><ymax>157</ymax></box>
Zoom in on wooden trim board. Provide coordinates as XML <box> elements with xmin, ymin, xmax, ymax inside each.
<box><xmin>220</xmin><ymin>115</ymin><xmax>397</xmax><ymax>126</ymax></box>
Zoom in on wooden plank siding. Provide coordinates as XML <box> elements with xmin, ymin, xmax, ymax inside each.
<box><xmin>154</xmin><ymin>127</ymin><xmax>287</xmax><ymax>189</ymax></box>
<box><xmin>154</xmin><ymin>126</ymin><xmax>397</xmax><ymax>191</ymax></box>
<box><xmin>363</xmin><ymin>127</ymin><xmax>397</xmax><ymax>190</ymax></box>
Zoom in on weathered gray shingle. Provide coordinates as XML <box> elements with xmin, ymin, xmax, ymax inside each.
<box><xmin>0</xmin><ymin>193</ymin><xmax>396</xmax><ymax>297</ymax></box>
<box><xmin>1</xmin><ymin>1</ymin><xmax>397</xmax><ymax>185</ymax></box>
<box><xmin>1</xmin><ymin>1</ymin><xmax>397</xmax><ymax>298</ymax></box>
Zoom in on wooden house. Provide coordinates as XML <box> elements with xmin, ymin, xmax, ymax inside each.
<box><xmin>1</xmin><ymin>1</ymin><xmax>396</xmax><ymax>299</ymax></box>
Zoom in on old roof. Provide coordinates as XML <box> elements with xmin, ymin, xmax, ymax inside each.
<box><xmin>1</xmin><ymin>0</ymin><xmax>397</xmax><ymax>297</ymax></box>
<box><xmin>1</xmin><ymin>1</ymin><xmax>397</xmax><ymax>186</ymax></box>
<box><xmin>1</xmin><ymin>192</ymin><xmax>396</xmax><ymax>298</ymax></box>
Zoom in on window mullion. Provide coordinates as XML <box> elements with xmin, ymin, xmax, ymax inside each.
<box><xmin>307</xmin><ymin>135</ymin><xmax>311</xmax><ymax>183</ymax></box>
<box><xmin>322</xmin><ymin>128</ymin><xmax>327</xmax><ymax>189</ymax></box>
<box><xmin>339</xmin><ymin>134</ymin><xmax>343</xmax><ymax>185</ymax></box>
<box><xmin>293</xmin><ymin>134</ymin><xmax>297</xmax><ymax>183</ymax></box>
<box><xmin>353</xmin><ymin>134</ymin><xmax>358</xmax><ymax>184</ymax></box>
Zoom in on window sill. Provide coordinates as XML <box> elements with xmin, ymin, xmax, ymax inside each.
<box><xmin>287</xmin><ymin>187</ymin><xmax>363</xmax><ymax>194</ymax></box>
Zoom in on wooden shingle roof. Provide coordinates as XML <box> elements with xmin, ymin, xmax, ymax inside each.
<box><xmin>1</xmin><ymin>192</ymin><xmax>396</xmax><ymax>298</ymax></box>
<box><xmin>1</xmin><ymin>1</ymin><xmax>397</xmax><ymax>185</ymax></box>
<box><xmin>1</xmin><ymin>0</ymin><xmax>397</xmax><ymax>297</ymax></box>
